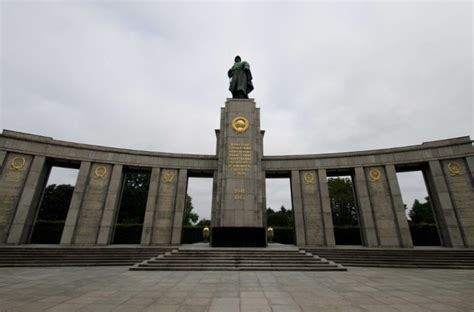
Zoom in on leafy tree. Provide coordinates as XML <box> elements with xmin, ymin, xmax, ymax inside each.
<box><xmin>267</xmin><ymin>205</ymin><xmax>293</xmax><ymax>227</ymax></box>
<box><xmin>116</xmin><ymin>171</ymin><xmax>150</xmax><ymax>224</ymax></box>
<box><xmin>409</xmin><ymin>197</ymin><xmax>435</xmax><ymax>224</ymax></box>
<box><xmin>328</xmin><ymin>177</ymin><xmax>359</xmax><ymax>226</ymax></box>
<box><xmin>183</xmin><ymin>194</ymin><xmax>199</xmax><ymax>225</ymax></box>
<box><xmin>37</xmin><ymin>184</ymin><xmax>74</xmax><ymax>221</ymax></box>
<box><xmin>196</xmin><ymin>219</ymin><xmax>211</xmax><ymax>227</ymax></box>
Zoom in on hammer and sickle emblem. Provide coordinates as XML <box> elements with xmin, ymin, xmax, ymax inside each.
<box><xmin>447</xmin><ymin>162</ymin><xmax>462</xmax><ymax>176</ymax></box>
<box><xmin>163</xmin><ymin>171</ymin><xmax>174</xmax><ymax>183</ymax></box>
<box><xmin>303</xmin><ymin>172</ymin><xmax>315</xmax><ymax>184</ymax></box>
<box><xmin>369</xmin><ymin>169</ymin><xmax>382</xmax><ymax>182</ymax></box>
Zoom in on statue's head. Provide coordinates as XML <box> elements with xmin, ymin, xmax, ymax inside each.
<box><xmin>234</xmin><ymin>55</ymin><xmax>241</xmax><ymax>63</ymax></box>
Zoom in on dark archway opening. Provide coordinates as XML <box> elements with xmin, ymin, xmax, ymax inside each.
<box><xmin>112</xmin><ymin>168</ymin><xmax>150</xmax><ymax>244</ymax></box>
<box><xmin>396</xmin><ymin>164</ymin><xmax>441</xmax><ymax>246</ymax></box>
<box><xmin>30</xmin><ymin>160</ymin><xmax>80</xmax><ymax>244</ymax></box>
<box><xmin>327</xmin><ymin>170</ymin><xmax>362</xmax><ymax>245</ymax></box>
<box><xmin>266</xmin><ymin>171</ymin><xmax>295</xmax><ymax>245</ymax></box>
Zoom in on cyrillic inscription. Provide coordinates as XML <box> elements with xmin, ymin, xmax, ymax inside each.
<box><xmin>228</xmin><ymin>143</ymin><xmax>252</xmax><ymax>175</ymax></box>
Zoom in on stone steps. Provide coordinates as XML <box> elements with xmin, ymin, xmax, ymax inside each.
<box><xmin>130</xmin><ymin>249</ymin><xmax>347</xmax><ymax>271</ymax></box>
<box><xmin>2</xmin><ymin>246</ymin><xmax>470</xmax><ymax>269</ymax></box>
<box><xmin>305</xmin><ymin>248</ymin><xmax>474</xmax><ymax>269</ymax></box>
<box><xmin>0</xmin><ymin>247</ymin><xmax>171</xmax><ymax>267</ymax></box>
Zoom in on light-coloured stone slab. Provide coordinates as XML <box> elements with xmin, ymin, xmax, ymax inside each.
<box><xmin>365</xmin><ymin>166</ymin><xmax>400</xmax><ymax>247</ymax></box>
<box><xmin>73</xmin><ymin>163</ymin><xmax>112</xmax><ymax>245</ymax></box>
<box><xmin>291</xmin><ymin>170</ymin><xmax>306</xmax><ymax>246</ymax></box>
<box><xmin>0</xmin><ymin>153</ymin><xmax>33</xmax><ymax>244</ymax></box>
<box><xmin>441</xmin><ymin>159</ymin><xmax>474</xmax><ymax>247</ymax></box>
<box><xmin>96</xmin><ymin>164</ymin><xmax>123</xmax><ymax>245</ymax></box>
<box><xmin>0</xmin><ymin>266</ymin><xmax>473</xmax><ymax>311</ymax></box>
<box><xmin>152</xmin><ymin>169</ymin><xmax>178</xmax><ymax>245</ymax></box>
<box><xmin>0</xmin><ymin>150</ymin><xmax>6</xmax><ymax>169</ymax></box>
<box><xmin>6</xmin><ymin>155</ymin><xmax>47</xmax><ymax>244</ymax></box>
<box><xmin>300</xmin><ymin>170</ymin><xmax>325</xmax><ymax>246</ymax></box>
<box><xmin>318</xmin><ymin>169</ymin><xmax>336</xmax><ymax>247</ymax></box>
<box><xmin>353</xmin><ymin>167</ymin><xmax>378</xmax><ymax>247</ymax></box>
<box><xmin>425</xmin><ymin>160</ymin><xmax>465</xmax><ymax>247</ymax></box>
<box><xmin>141</xmin><ymin>167</ymin><xmax>161</xmax><ymax>245</ymax></box>
<box><xmin>171</xmin><ymin>169</ymin><xmax>188</xmax><ymax>245</ymax></box>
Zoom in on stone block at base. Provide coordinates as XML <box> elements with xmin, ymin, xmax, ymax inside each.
<box><xmin>211</xmin><ymin>227</ymin><xmax>266</xmax><ymax>247</ymax></box>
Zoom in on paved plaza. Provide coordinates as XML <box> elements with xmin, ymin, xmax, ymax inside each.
<box><xmin>0</xmin><ymin>267</ymin><xmax>472</xmax><ymax>311</ymax></box>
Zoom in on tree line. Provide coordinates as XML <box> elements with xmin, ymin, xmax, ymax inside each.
<box><xmin>35</xmin><ymin>176</ymin><xmax>436</xmax><ymax>227</ymax></box>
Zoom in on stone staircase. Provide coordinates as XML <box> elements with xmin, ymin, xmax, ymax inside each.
<box><xmin>130</xmin><ymin>248</ymin><xmax>347</xmax><ymax>271</ymax></box>
<box><xmin>3</xmin><ymin>246</ymin><xmax>470</xmax><ymax>270</ymax></box>
<box><xmin>0</xmin><ymin>247</ymin><xmax>172</xmax><ymax>267</ymax></box>
<box><xmin>305</xmin><ymin>248</ymin><xmax>474</xmax><ymax>269</ymax></box>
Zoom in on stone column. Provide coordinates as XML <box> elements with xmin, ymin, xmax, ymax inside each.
<box><xmin>211</xmin><ymin>99</ymin><xmax>266</xmax><ymax>247</ymax></box>
<box><xmin>171</xmin><ymin>169</ymin><xmax>188</xmax><ymax>245</ymax></box>
<box><xmin>61</xmin><ymin>161</ymin><xmax>91</xmax><ymax>245</ymax></box>
<box><xmin>353</xmin><ymin>167</ymin><xmax>378</xmax><ymax>247</ymax></box>
<box><xmin>7</xmin><ymin>155</ymin><xmax>47</xmax><ymax>244</ymax></box>
<box><xmin>440</xmin><ymin>159</ymin><xmax>473</xmax><ymax>247</ymax></box>
<box><xmin>364</xmin><ymin>166</ymin><xmax>401</xmax><ymax>247</ymax></box>
<box><xmin>291</xmin><ymin>170</ymin><xmax>306</xmax><ymax>246</ymax></box>
<box><xmin>96</xmin><ymin>164</ymin><xmax>123</xmax><ymax>245</ymax></box>
<box><xmin>0</xmin><ymin>153</ymin><xmax>33</xmax><ymax>244</ymax></box>
<box><xmin>318</xmin><ymin>169</ymin><xmax>336</xmax><ymax>247</ymax></box>
<box><xmin>152</xmin><ymin>169</ymin><xmax>179</xmax><ymax>245</ymax></box>
<box><xmin>0</xmin><ymin>151</ymin><xmax>6</xmax><ymax>168</ymax></box>
<box><xmin>425</xmin><ymin>160</ymin><xmax>464</xmax><ymax>247</ymax></box>
<box><xmin>141</xmin><ymin>167</ymin><xmax>160</xmax><ymax>245</ymax></box>
<box><xmin>385</xmin><ymin>165</ymin><xmax>413</xmax><ymax>248</ymax></box>
<box><xmin>299</xmin><ymin>170</ymin><xmax>325</xmax><ymax>246</ymax></box>
<box><xmin>467</xmin><ymin>156</ymin><xmax>474</xmax><ymax>187</ymax></box>
<box><xmin>210</xmin><ymin>170</ymin><xmax>219</xmax><ymax>227</ymax></box>
<box><xmin>72</xmin><ymin>163</ymin><xmax>112</xmax><ymax>245</ymax></box>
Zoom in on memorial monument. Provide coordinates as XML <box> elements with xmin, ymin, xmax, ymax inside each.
<box><xmin>212</xmin><ymin>58</ymin><xmax>264</xmax><ymax>245</ymax></box>
<box><xmin>0</xmin><ymin>57</ymin><xmax>473</xmax><ymax>249</ymax></box>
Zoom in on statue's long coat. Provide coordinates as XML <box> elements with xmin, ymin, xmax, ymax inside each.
<box><xmin>228</xmin><ymin>61</ymin><xmax>254</xmax><ymax>98</ymax></box>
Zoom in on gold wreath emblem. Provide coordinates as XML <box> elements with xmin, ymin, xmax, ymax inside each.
<box><xmin>447</xmin><ymin>162</ymin><xmax>462</xmax><ymax>176</ymax></box>
<box><xmin>231</xmin><ymin>116</ymin><xmax>249</xmax><ymax>133</ymax></box>
<box><xmin>10</xmin><ymin>157</ymin><xmax>26</xmax><ymax>171</ymax></box>
<box><xmin>303</xmin><ymin>172</ymin><xmax>315</xmax><ymax>184</ymax></box>
<box><xmin>369</xmin><ymin>168</ymin><xmax>382</xmax><ymax>182</ymax></box>
<box><xmin>163</xmin><ymin>171</ymin><xmax>174</xmax><ymax>183</ymax></box>
<box><xmin>94</xmin><ymin>166</ymin><xmax>107</xmax><ymax>179</ymax></box>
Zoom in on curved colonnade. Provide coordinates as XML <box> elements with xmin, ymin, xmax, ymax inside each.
<box><xmin>0</xmin><ymin>130</ymin><xmax>473</xmax><ymax>248</ymax></box>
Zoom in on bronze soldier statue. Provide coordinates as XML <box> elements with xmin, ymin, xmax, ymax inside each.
<box><xmin>228</xmin><ymin>56</ymin><xmax>254</xmax><ymax>99</ymax></box>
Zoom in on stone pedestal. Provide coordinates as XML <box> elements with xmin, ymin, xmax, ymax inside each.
<box><xmin>211</xmin><ymin>99</ymin><xmax>266</xmax><ymax>247</ymax></box>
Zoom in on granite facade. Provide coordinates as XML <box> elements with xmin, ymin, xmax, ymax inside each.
<box><xmin>212</xmin><ymin>99</ymin><xmax>265</xmax><ymax>230</ymax></box>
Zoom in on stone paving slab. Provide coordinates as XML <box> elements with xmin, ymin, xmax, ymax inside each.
<box><xmin>0</xmin><ymin>267</ymin><xmax>472</xmax><ymax>311</ymax></box>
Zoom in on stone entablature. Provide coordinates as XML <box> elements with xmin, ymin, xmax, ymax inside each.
<box><xmin>2</xmin><ymin>130</ymin><xmax>471</xmax><ymax>174</ymax></box>
<box><xmin>0</xmin><ymin>130</ymin><xmax>218</xmax><ymax>170</ymax></box>
<box><xmin>262</xmin><ymin>136</ymin><xmax>473</xmax><ymax>170</ymax></box>
<box><xmin>1</xmin><ymin>111</ymin><xmax>473</xmax><ymax>248</ymax></box>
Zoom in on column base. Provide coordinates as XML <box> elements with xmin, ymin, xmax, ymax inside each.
<box><xmin>211</xmin><ymin>227</ymin><xmax>266</xmax><ymax>247</ymax></box>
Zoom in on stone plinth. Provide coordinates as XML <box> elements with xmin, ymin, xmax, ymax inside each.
<box><xmin>211</xmin><ymin>99</ymin><xmax>266</xmax><ymax>247</ymax></box>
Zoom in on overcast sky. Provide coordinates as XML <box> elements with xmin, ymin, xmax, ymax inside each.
<box><xmin>1</xmin><ymin>1</ymin><xmax>472</xmax><ymax>221</ymax></box>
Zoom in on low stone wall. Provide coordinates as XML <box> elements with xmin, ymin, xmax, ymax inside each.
<box><xmin>0</xmin><ymin>130</ymin><xmax>473</xmax><ymax>248</ymax></box>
